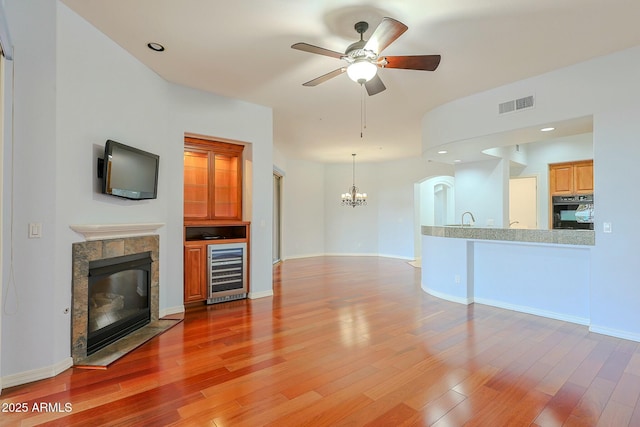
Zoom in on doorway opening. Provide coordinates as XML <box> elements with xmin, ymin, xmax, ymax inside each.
<box><xmin>273</xmin><ymin>172</ymin><xmax>282</xmax><ymax>264</ymax></box>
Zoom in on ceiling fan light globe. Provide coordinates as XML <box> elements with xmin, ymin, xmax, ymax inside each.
<box><xmin>347</xmin><ymin>60</ymin><xmax>377</xmax><ymax>84</ymax></box>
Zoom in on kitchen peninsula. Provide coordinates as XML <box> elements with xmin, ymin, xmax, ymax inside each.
<box><xmin>421</xmin><ymin>226</ymin><xmax>594</xmax><ymax>326</ymax></box>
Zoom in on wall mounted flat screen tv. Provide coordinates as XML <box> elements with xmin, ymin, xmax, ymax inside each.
<box><xmin>100</xmin><ymin>140</ymin><xmax>159</xmax><ymax>200</ymax></box>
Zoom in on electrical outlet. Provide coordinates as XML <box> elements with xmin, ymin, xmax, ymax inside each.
<box><xmin>454</xmin><ymin>274</ymin><xmax>461</xmax><ymax>284</ymax></box>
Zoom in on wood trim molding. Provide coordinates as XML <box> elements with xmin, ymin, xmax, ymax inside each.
<box><xmin>70</xmin><ymin>223</ymin><xmax>165</xmax><ymax>241</ymax></box>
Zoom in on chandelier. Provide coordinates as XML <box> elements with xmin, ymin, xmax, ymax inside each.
<box><xmin>341</xmin><ymin>153</ymin><xmax>367</xmax><ymax>208</ymax></box>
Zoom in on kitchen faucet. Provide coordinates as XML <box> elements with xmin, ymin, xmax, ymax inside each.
<box><xmin>461</xmin><ymin>211</ymin><xmax>475</xmax><ymax>227</ymax></box>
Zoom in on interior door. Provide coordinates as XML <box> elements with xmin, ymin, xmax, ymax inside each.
<box><xmin>509</xmin><ymin>176</ymin><xmax>537</xmax><ymax>229</ymax></box>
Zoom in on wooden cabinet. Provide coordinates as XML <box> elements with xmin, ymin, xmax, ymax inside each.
<box><xmin>183</xmin><ymin>137</ymin><xmax>248</xmax><ymax>305</ymax></box>
<box><xmin>573</xmin><ymin>161</ymin><xmax>594</xmax><ymax>194</ymax></box>
<box><xmin>549</xmin><ymin>163</ymin><xmax>574</xmax><ymax>195</ymax></box>
<box><xmin>183</xmin><ymin>222</ymin><xmax>250</xmax><ymax>304</ymax></box>
<box><xmin>184</xmin><ymin>243</ymin><xmax>207</xmax><ymax>302</ymax></box>
<box><xmin>184</xmin><ymin>137</ymin><xmax>243</xmax><ymax>221</ymax></box>
<box><xmin>549</xmin><ymin>160</ymin><xmax>593</xmax><ymax>195</ymax></box>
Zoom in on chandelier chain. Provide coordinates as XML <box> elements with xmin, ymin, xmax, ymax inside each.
<box><xmin>340</xmin><ymin>153</ymin><xmax>367</xmax><ymax>208</ymax></box>
<box><xmin>352</xmin><ymin>153</ymin><xmax>356</xmax><ymax>185</ymax></box>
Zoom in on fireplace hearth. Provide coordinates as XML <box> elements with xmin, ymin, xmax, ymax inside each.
<box><xmin>72</xmin><ymin>235</ymin><xmax>159</xmax><ymax>364</ymax></box>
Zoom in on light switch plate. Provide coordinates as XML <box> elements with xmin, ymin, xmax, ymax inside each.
<box><xmin>28</xmin><ymin>222</ymin><xmax>42</xmax><ymax>238</ymax></box>
<box><xmin>603</xmin><ymin>222</ymin><xmax>612</xmax><ymax>233</ymax></box>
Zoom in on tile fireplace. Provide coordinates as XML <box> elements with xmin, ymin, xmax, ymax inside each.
<box><xmin>71</xmin><ymin>235</ymin><xmax>159</xmax><ymax>364</ymax></box>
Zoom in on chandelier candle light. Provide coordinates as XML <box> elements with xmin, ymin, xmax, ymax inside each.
<box><xmin>341</xmin><ymin>153</ymin><xmax>367</xmax><ymax>207</ymax></box>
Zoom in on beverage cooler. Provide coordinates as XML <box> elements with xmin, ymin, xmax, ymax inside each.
<box><xmin>207</xmin><ymin>242</ymin><xmax>247</xmax><ymax>304</ymax></box>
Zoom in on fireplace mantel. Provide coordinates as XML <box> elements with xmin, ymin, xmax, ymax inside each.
<box><xmin>70</xmin><ymin>223</ymin><xmax>164</xmax><ymax>241</ymax></box>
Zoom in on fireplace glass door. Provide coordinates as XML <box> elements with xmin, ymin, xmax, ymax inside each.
<box><xmin>87</xmin><ymin>252</ymin><xmax>152</xmax><ymax>355</ymax></box>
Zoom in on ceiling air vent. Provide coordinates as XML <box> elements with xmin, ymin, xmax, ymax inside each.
<box><xmin>498</xmin><ymin>95</ymin><xmax>535</xmax><ymax>115</ymax></box>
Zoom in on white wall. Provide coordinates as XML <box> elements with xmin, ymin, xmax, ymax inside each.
<box><xmin>55</xmin><ymin>5</ymin><xmax>172</xmax><ymax>376</ymax></box>
<box><xmin>419</xmin><ymin>176</ymin><xmax>455</xmax><ymax>227</ymax></box>
<box><xmin>280</xmin><ymin>158</ymin><xmax>325</xmax><ymax>259</ymax></box>
<box><xmin>422</xmin><ymin>236</ymin><xmax>471</xmax><ymax>304</ymax></box>
<box><xmin>2</xmin><ymin>0</ymin><xmax>58</xmax><ymax>380</ymax></box>
<box><xmin>279</xmin><ymin>155</ymin><xmax>453</xmax><ymax>260</ymax></box>
<box><xmin>273</xmin><ymin>146</ymin><xmax>287</xmax><ymax>173</ymax></box>
<box><xmin>473</xmin><ymin>241</ymin><xmax>590</xmax><ymax>324</ymax></box>
<box><xmin>273</xmin><ymin>153</ymin><xmax>433</xmax><ymax>262</ymax></box>
<box><xmin>1</xmin><ymin>1</ymin><xmax>273</xmax><ymax>384</ymax></box>
<box><xmin>590</xmin><ymin>109</ymin><xmax>640</xmax><ymax>340</ymax></box>
<box><xmin>422</xmin><ymin>236</ymin><xmax>591</xmax><ymax>324</ymax></box>
<box><xmin>377</xmin><ymin>157</ymin><xmax>453</xmax><ymax>259</ymax></box>
<box><xmin>454</xmin><ymin>159</ymin><xmax>507</xmax><ymax>227</ymax></box>
<box><xmin>422</xmin><ymin>45</ymin><xmax>640</xmax><ymax>341</ymax></box>
<box><xmin>324</xmin><ymin>162</ymin><xmax>379</xmax><ymax>256</ymax></box>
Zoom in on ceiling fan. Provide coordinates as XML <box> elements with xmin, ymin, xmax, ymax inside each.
<box><xmin>291</xmin><ymin>17</ymin><xmax>441</xmax><ymax>96</ymax></box>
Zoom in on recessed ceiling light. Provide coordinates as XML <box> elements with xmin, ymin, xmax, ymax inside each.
<box><xmin>540</xmin><ymin>127</ymin><xmax>555</xmax><ymax>132</ymax></box>
<box><xmin>147</xmin><ymin>42</ymin><xmax>165</xmax><ymax>52</ymax></box>
<box><xmin>454</xmin><ymin>159</ymin><xmax>461</xmax><ymax>163</ymax></box>
<box><xmin>437</xmin><ymin>150</ymin><xmax>447</xmax><ymax>154</ymax></box>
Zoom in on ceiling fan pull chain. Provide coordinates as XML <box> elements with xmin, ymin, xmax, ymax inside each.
<box><xmin>361</xmin><ymin>84</ymin><xmax>367</xmax><ymax>138</ymax></box>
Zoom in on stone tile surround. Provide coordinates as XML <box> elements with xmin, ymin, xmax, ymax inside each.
<box><xmin>71</xmin><ymin>235</ymin><xmax>159</xmax><ymax>364</ymax></box>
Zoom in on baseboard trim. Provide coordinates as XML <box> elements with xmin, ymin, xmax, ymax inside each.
<box><xmin>422</xmin><ymin>286</ymin><xmax>473</xmax><ymax>305</ymax></box>
<box><xmin>377</xmin><ymin>253</ymin><xmax>414</xmax><ymax>261</ymax></box>
<box><xmin>473</xmin><ymin>297</ymin><xmax>590</xmax><ymax>326</ymax></box>
<box><xmin>589</xmin><ymin>324</ymin><xmax>640</xmax><ymax>343</ymax></box>
<box><xmin>2</xmin><ymin>357</ymin><xmax>73</xmax><ymax>389</ymax></box>
<box><xmin>160</xmin><ymin>305</ymin><xmax>184</xmax><ymax>318</ymax></box>
<box><xmin>284</xmin><ymin>253</ymin><xmax>415</xmax><ymax>261</ymax></box>
<box><xmin>282</xmin><ymin>253</ymin><xmax>325</xmax><ymax>260</ymax></box>
<box><xmin>323</xmin><ymin>252</ymin><xmax>379</xmax><ymax>257</ymax></box>
<box><xmin>421</xmin><ymin>288</ymin><xmax>591</xmax><ymax>327</ymax></box>
<box><xmin>248</xmin><ymin>290</ymin><xmax>274</xmax><ymax>299</ymax></box>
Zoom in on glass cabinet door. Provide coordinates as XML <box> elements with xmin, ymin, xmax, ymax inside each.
<box><xmin>214</xmin><ymin>153</ymin><xmax>240</xmax><ymax>218</ymax></box>
<box><xmin>184</xmin><ymin>150</ymin><xmax>210</xmax><ymax>219</ymax></box>
<box><xmin>184</xmin><ymin>138</ymin><xmax>243</xmax><ymax>221</ymax></box>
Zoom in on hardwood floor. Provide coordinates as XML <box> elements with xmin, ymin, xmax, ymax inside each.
<box><xmin>2</xmin><ymin>256</ymin><xmax>640</xmax><ymax>426</ymax></box>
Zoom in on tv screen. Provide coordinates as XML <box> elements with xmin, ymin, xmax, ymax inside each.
<box><xmin>101</xmin><ymin>140</ymin><xmax>159</xmax><ymax>200</ymax></box>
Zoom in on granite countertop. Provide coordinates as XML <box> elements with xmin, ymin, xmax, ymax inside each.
<box><xmin>421</xmin><ymin>225</ymin><xmax>594</xmax><ymax>246</ymax></box>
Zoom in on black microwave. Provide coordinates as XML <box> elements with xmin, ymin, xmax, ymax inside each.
<box><xmin>552</xmin><ymin>194</ymin><xmax>594</xmax><ymax>230</ymax></box>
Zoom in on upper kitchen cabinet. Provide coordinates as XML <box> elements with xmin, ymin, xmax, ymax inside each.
<box><xmin>573</xmin><ymin>161</ymin><xmax>594</xmax><ymax>194</ymax></box>
<box><xmin>549</xmin><ymin>160</ymin><xmax>593</xmax><ymax>195</ymax></box>
<box><xmin>184</xmin><ymin>137</ymin><xmax>244</xmax><ymax>221</ymax></box>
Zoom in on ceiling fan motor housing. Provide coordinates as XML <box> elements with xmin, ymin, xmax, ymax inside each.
<box><xmin>345</xmin><ymin>40</ymin><xmax>371</xmax><ymax>59</ymax></box>
<box><xmin>344</xmin><ymin>21</ymin><xmax>377</xmax><ymax>62</ymax></box>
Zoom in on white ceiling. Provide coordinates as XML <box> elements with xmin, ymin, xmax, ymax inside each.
<box><xmin>61</xmin><ymin>0</ymin><xmax>640</xmax><ymax>163</ymax></box>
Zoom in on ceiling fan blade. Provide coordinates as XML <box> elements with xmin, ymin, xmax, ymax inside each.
<box><xmin>364</xmin><ymin>74</ymin><xmax>386</xmax><ymax>96</ymax></box>
<box><xmin>291</xmin><ymin>42</ymin><xmax>344</xmax><ymax>59</ymax></box>
<box><xmin>302</xmin><ymin>68</ymin><xmax>346</xmax><ymax>87</ymax></box>
<box><xmin>382</xmin><ymin>55</ymin><xmax>441</xmax><ymax>71</ymax></box>
<box><xmin>364</xmin><ymin>17</ymin><xmax>408</xmax><ymax>54</ymax></box>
